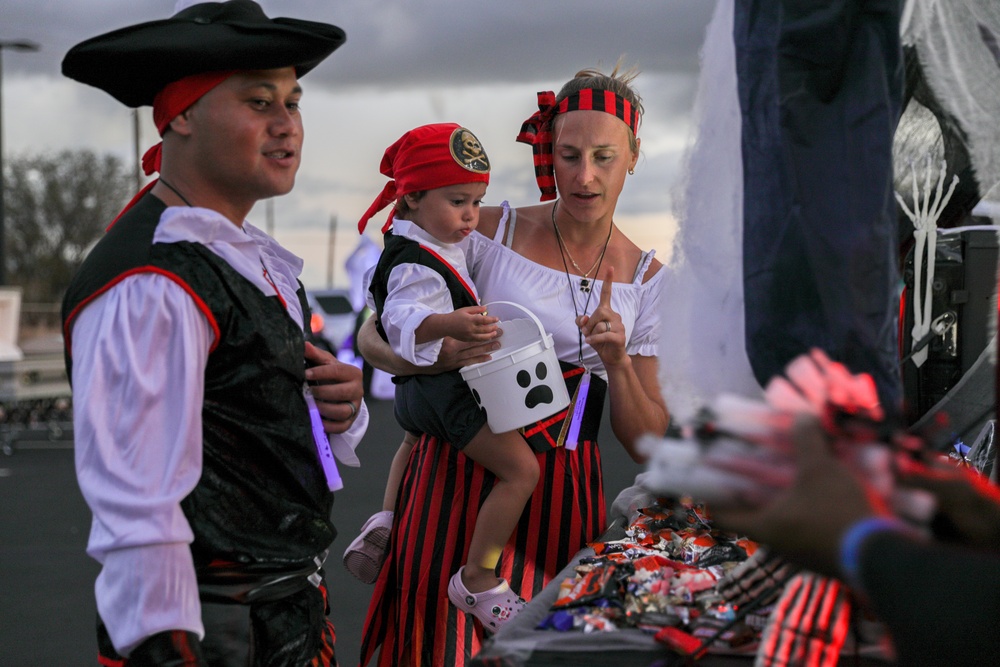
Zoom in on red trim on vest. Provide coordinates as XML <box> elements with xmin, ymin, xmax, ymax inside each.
<box><xmin>260</xmin><ymin>265</ymin><xmax>289</xmax><ymax>310</ymax></box>
<box><xmin>97</xmin><ymin>656</ymin><xmax>124</xmax><ymax>667</ymax></box>
<box><xmin>417</xmin><ymin>244</ymin><xmax>478</xmax><ymax>302</ymax></box>
<box><xmin>107</xmin><ymin>180</ymin><xmax>158</xmax><ymax>231</ymax></box>
<box><xmin>64</xmin><ymin>266</ymin><xmax>221</xmax><ymax>359</ymax></box>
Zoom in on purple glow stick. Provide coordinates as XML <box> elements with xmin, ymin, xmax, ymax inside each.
<box><xmin>565</xmin><ymin>372</ymin><xmax>591</xmax><ymax>451</ymax></box>
<box><xmin>304</xmin><ymin>387</ymin><xmax>343</xmax><ymax>491</ymax></box>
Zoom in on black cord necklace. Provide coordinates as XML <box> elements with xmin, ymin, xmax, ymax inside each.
<box><xmin>158</xmin><ymin>175</ymin><xmax>276</xmax><ymax>292</ymax></box>
<box><xmin>551</xmin><ymin>201</ymin><xmax>613</xmax><ymax>294</ymax></box>
<box><xmin>158</xmin><ymin>177</ymin><xmax>194</xmax><ymax>207</ymax></box>
<box><xmin>551</xmin><ymin>200</ymin><xmax>612</xmax><ymax>364</ymax></box>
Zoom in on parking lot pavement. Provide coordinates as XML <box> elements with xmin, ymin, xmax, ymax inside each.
<box><xmin>0</xmin><ymin>396</ymin><xmax>642</xmax><ymax>665</ymax></box>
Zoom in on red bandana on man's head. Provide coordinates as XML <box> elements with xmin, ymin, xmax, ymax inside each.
<box><xmin>516</xmin><ymin>89</ymin><xmax>640</xmax><ymax>201</ymax></box>
<box><xmin>143</xmin><ymin>71</ymin><xmax>236</xmax><ymax>174</ymax></box>
<box><xmin>108</xmin><ymin>71</ymin><xmax>235</xmax><ymax>229</ymax></box>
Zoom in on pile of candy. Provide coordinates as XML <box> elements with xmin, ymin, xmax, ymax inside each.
<box><xmin>537</xmin><ymin>501</ymin><xmax>769</xmax><ymax>653</ymax></box>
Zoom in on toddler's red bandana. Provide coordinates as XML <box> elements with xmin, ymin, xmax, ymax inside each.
<box><xmin>358</xmin><ymin>124</ymin><xmax>490</xmax><ymax>234</ymax></box>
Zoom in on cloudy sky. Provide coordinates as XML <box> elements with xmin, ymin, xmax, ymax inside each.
<box><xmin>2</xmin><ymin>0</ymin><xmax>717</xmax><ymax>288</ymax></box>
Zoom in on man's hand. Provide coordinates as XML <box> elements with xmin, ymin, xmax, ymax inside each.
<box><xmin>304</xmin><ymin>342</ymin><xmax>363</xmax><ymax>435</ymax></box>
<box><xmin>710</xmin><ymin>417</ymin><xmax>886</xmax><ymax>577</ymax></box>
<box><xmin>897</xmin><ymin>459</ymin><xmax>1000</xmax><ymax>551</ymax></box>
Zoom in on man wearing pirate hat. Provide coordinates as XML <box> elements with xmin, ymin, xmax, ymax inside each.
<box><xmin>60</xmin><ymin>2</ymin><xmax>366</xmax><ymax>664</ymax></box>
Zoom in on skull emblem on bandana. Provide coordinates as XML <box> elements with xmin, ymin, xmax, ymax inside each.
<box><xmin>450</xmin><ymin>127</ymin><xmax>490</xmax><ymax>173</ymax></box>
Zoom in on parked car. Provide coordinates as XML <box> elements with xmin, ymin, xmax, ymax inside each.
<box><xmin>306</xmin><ymin>288</ymin><xmax>357</xmax><ymax>354</ymax></box>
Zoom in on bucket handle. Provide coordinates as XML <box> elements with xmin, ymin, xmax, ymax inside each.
<box><xmin>483</xmin><ymin>300</ymin><xmax>548</xmax><ymax>338</ymax></box>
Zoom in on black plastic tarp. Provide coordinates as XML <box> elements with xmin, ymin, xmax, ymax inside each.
<box><xmin>736</xmin><ymin>0</ymin><xmax>905</xmax><ymax>412</ymax></box>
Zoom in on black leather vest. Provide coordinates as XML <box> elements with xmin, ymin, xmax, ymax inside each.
<box><xmin>368</xmin><ymin>230</ymin><xmax>479</xmax><ymax>342</ymax></box>
<box><xmin>63</xmin><ymin>194</ymin><xmax>334</xmax><ymax>572</ymax></box>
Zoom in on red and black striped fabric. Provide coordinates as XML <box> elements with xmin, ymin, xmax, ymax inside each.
<box><xmin>359</xmin><ymin>432</ymin><xmax>606</xmax><ymax>666</ymax></box>
<box><xmin>516</xmin><ymin>89</ymin><xmax>640</xmax><ymax>202</ymax></box>
<box><xmin>309</xmin><ymin>619</ymin><xmax>337</xmax><ymax>667</ymax></box>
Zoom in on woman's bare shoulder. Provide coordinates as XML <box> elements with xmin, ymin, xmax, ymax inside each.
<box><xmin>480</xmin><ymin>202</ymin><xmax>549</xmax><ymax>240</ymax></box>
<box><xmin>643</xmin><ymin>255</ymin><xmax>664</xmax><ymax>283</ymax></box>
<box><xmin>512</xmin><ymin>203</ymin><xmax>550</xmax><ymax>225</ymax></box>
<box><xmin>478</xmin><ymin>205</ymin><xmax>505</xmax><ymax>238</ymax></box>
<box><xmin>618</xmin><ymin>232</ymin><xmax>664</xmax><ymax>284</ymax></box>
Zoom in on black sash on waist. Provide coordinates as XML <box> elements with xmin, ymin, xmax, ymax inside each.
<box><xmin>197</xmin><ymin>551</ymin><xmax>327</xmax><ymax>605</ymax></box>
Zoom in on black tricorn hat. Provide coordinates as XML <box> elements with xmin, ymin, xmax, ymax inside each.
<box><xmin>62</xmin><ymin>0</ymin><xmax>346</xmax><ymax>108</ymax></box>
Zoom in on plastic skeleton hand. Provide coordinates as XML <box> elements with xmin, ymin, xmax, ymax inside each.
<box><xmin>756</xmin><ymin>573</ymin><xmax>852</xmax><ymax>666</ymax></box>
<box><xmin>642</xmin><ymin>350</ymin><xmax>875</xmax><ymax>502</ymax></box>
<box><xmin>716</xmin><ymin>549</ymin><xmax>796</xmax><ymax>608</ymax></box>
<box><xmin>895</xmin><ymin>156</ymin><xmax>959</xmax><ymax>368</ymax></box>
<box><xmin>764</xmin><ymin>349</ymin><xmax>883</xmax><ymax>424</ymax></box>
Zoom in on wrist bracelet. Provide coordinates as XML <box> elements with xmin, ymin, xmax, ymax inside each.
<box><xmin>839</xmin><ymin>516</ymin><xmax>910</xmax><ymax>586</ymax></box>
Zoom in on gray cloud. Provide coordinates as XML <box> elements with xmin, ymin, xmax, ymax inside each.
<box><xmin>3</xmin><ymin>1</ymin><xmax>716</xmax><ymax>92</ymax></box>
<box><xmin>316</xmin><ymin>0</ymin><xmax>716</xmax><ymax>88</ymax></box>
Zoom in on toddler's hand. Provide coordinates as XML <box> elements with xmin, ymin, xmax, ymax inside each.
<box><xmin>448</xmin><ymin>306</ymin><xmax>500</xmax><ymax>343</ymax></box>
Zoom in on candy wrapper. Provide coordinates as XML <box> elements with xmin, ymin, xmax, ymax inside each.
<box><xmin>551</xmin><ymin>561</ymin><xmax>630</xmax><ymax>609</ymax></box>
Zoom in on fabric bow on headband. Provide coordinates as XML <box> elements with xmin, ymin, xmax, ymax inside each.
<box><xmin>516</xmin><ymin>89</ymin><xmax>640</xmax><ymax>201</ymax></box>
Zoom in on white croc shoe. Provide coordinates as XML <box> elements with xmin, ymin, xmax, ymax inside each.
<box><xmin>447</xmin><ymin>566</ymin><xmax>526</xmax><ymax>633</ymax></box>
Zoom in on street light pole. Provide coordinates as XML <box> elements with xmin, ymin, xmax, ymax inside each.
<box><xmin>0</xmin><ymin>40</ymin><xmax>41</xmax><ymax>286</ymax></box>
<box><xmin>132</xmin><ymin>109</ymin><xmax>143</xmax><ymax>192</ymax></box>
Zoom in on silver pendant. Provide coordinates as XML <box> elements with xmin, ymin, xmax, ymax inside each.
<box><xmin>579</xmin><ymin>278</ymin><xmax>592</xmax><ymax>293</ymax></box>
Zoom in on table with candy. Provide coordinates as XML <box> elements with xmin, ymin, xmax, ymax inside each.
<box><xmin>536</xmin><ymin>500</ymin><xmax>769</xmax><ymax>656</ymax></box>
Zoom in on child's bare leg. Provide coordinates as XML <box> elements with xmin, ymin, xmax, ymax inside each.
<box><xmin>383</xmin><ymin>432</ymin><xmax>418</xmax><ymax>512</ymax></box>
<box><xmin>343</xmin><ymin>432</ymin><xmax>415</xmax><ymax>583</ymax></box>
<box><xmin>459</xmin><ymin>427</ymin><xmax>540</xmax><ymax>593</ymax></box>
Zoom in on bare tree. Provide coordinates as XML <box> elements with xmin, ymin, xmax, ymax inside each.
<box><xmin>4</xmin><ymin>150</ymin><xmax>132</xmax><ymax>302</ymax></box>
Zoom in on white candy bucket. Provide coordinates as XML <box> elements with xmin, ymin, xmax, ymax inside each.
<box><xmin>460</xmin><ymin>301</ymin><xmax>570</xmax><ymax>433</ymax></box>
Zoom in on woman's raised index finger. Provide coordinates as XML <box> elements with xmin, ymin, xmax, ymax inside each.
<box><xmin>598</xmin><ymin>265</ymin><xmax>615</xmax><ymax>307</ymax></box>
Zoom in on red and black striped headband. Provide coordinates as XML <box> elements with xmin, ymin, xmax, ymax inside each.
<box><xmin>516</xmin><ymin>89</ymin><xmax>640</xmax><ymax>201</ymax></box>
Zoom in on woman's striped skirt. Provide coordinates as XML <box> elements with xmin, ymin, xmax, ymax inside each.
<box><xmin>359</xmin><ymin>432</ymin><xmax>606</xmax><ymax>667</ymax></box>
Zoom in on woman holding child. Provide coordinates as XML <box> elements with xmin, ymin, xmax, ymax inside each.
<box><xmin>358</xmin><ymin>65</ymin><xmax>669</xmax><ymax>666</ymax></box>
